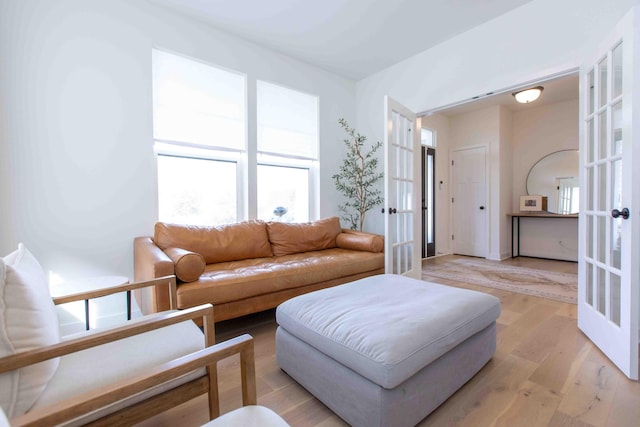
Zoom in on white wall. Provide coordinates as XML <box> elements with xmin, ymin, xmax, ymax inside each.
<box><xmin>499</xmin><ymin>106</ymin><xmax>513</xmax><ymax>260</ymax></box>
<box><xmin>0</xmin><ymin>0</ymin><xmax>355</xmax><ymax>282</ymax></box>
<box><xmin>512</xmin><ymin>98</ymin><xmax>579</xmax><ymax>261</ymax></box>
<box><xmin>512</xmin><ymin>99</ymin><xmax>579</xmax><ymax>209</ymax></box>
<box><xmin>356</xmin><ymin>0</ymin><xmax>633</xmax><ymax>236</ymax></box>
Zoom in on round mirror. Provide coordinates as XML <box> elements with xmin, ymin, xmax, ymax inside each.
<box><xmin>526</xmin><ymin>150</ymin><xmax>579</xmax><ymax>214</ymax></box>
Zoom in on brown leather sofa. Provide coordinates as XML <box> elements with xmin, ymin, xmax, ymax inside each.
<box><xmin>134</xmin><ymin>217</ymin><xmax>385</xmax><ymax>322</ymax></box>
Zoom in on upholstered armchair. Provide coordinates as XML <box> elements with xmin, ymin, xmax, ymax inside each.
<box><xmin>0</xmin><ymin>244</ymin><xmax>228</xmax><ymax>426</ymax></box>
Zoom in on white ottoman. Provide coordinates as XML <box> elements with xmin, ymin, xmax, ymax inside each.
<box><xmin>276</xmin><ymin>274</ymin><xmax>501</xmax><ymax>427</ymax></box>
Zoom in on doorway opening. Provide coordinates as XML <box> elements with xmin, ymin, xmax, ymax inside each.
<box><xmin>421</xmin><ymin>128</ymin><xmax>436</xmax><ymax>258</ymax></box>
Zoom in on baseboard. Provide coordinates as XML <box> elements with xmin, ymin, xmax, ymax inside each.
<box><xmin>423</xmin><ymin>252</ymin><xmax>452</xmax><ymax>261</ymax></box>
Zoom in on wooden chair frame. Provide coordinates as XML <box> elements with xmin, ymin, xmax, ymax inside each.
<box><xmin>0</xmin><ymin>276</ymin><xmax>242</xmax><ymax>427</ymax></box>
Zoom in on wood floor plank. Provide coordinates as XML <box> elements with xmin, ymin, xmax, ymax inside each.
<box><xmin>492</xmin><ymin>380</ymin><xmax>561</xmax><ymax>427</ymax></box>
<box><xmin>511</xmin><ymin>314</ymin><xmax>574</xmax><ymax>364</ymax></box>
<box><xmin>528</xmin><ymin>324</ymin><xmax>591</xmax><ymax>394</ymax></box>
<box><xmin>556</xmin><ymin>349</ymin><xmax>621</xmax><ymax>427</ymax></box>
<box><xmin>496</xmin><ymin>303</ymin><xmax>559</xmax><ymax>355</ymax></box>
<box><xmin>606</xmin><ymin>374</ymin><xmax>640</xmax><ymax>427</ymax></box>
<box><xmin>495</xmin><ymin>308</ymin><xmax>522</xmax><ymax>326</ymax></box>
<box><xmin>258</xmin><ymin>381</ymin><xmax>315</xmax><ymax>415</ymax></box>
<box><xmin>419</xmin><ymin>354</ymin><xmax>538</xmax><ymax>426</ymax></box>
<box><xmin>547</xmin><ymin>410</ymin><xmax>596</xmax><ymax>427</ymax></box>
<box><xmin>280</xmin><ymin>396</ymin><xmax>341</xmax><ymax>427</ymax></box>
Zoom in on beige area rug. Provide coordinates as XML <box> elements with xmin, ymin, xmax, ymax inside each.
<box><xmin>422</xmin><ymin>258</ymin><xmax>577</xmax><ymax>304</ymax></box>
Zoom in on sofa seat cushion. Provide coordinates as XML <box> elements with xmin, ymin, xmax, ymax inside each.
<box><xmin>31</xmin><ymin>316</ymin><xmax>205</xmax><ymax>425</ymax></box>
<box><xmin>276</xmin><ymin>274</ymin><xmax>501</xmax><ymax>389</ymax></box>
<box><xmin>176</xmin><ymin>248</ymin><xmax>384</xmax><ymax>308</ymax></box>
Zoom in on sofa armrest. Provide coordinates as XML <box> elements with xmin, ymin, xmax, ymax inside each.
<box><xmin>134</xmin><ymin>237</ymin><xmax>174</xmax><ymax>281</ymax></box>
<box><xmin>134</xmin><ymin>237</ymin><xmax>176</xmax><ymax>314</ymax></box>
<box><xmin>336</xmin><ymin>229</ymin><xmax>384</xmax><ymax>253</ymax></box>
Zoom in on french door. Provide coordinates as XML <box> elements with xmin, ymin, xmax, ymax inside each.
<box><xmin>578</xmin><ymin>6</ymin><xmax>639</xmax><ymax>380</ymax></box>
<box><xmin>384</xmin><ymin>96</ymin><xmax>421</xmax><ymax>278</ymax></box>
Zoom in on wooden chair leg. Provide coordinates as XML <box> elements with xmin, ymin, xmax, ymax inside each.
<box><xmin>241</xmin><ymin>339</ymin><xmax>257</xmax><ymax>406</ymax></box>
<box><xmin>203</xmin><ymin>307</ymin><xmax>219</xmax><ymax>419</ymax></box>
<box><xmin>207</xmin><ymin>364</ymin><xmax>220</xmax><ymax>419</ymax></box>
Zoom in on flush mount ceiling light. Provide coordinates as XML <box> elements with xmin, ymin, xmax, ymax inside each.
<box><xmin>512</xmin><ymin>86</ymin><xmax>544</xmax><ymax>103</ymax></box>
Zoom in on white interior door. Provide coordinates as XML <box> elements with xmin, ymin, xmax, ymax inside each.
<box><xmin>578</xmin><ymin>6</ymin><xmax>639</xmax><ymax>380</ymax></box>
<box><xmin>384</xmin><ymin>96</ymin><xmax>421</xmax><ymax>278</ymax></box>
<box><xmin>452</xmin><ymin>146</ymin><xmax>487</xmax><ymax>257</ymax></box>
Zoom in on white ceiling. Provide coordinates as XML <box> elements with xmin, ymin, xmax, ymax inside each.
<box><xmin>149</xmin><ymin>0</ymin><xmax>535</xmax><ymax>80</ymax></box>
<box><xmin>433</xmin><ymin>73</ymin><xmax>579</xmax><ymax>117</ymax></box>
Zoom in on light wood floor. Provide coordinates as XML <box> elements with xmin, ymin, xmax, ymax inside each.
<box><xmin>137</xmin><ymin>256</ymin><xmax>640</xmax><ymax>427</ymax></box>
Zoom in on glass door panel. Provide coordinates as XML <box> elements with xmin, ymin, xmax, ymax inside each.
<box><xmin>598</xmin><ymin>56</ymin><xmax>608</xmax><ymax>108</ymax></box>
<box><xmin>613</xmin><ymin>43</ymin><xmax>623</xmax><ymax>98</ymax></box>
<box><xmin>612</xmin><ymin>102</ymin><xmax>623</xmax><ymax>155</ymax></box>
<box><xmin>598</xmin><ymin>112</ymin><xmax>608</xmax><ymax>160</ymax></box>
<box><xmin>610</xmin><ymin>273</ymin><xmax>621</xmax><ymax>326</ymax></box>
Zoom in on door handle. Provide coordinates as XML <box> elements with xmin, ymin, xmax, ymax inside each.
<box><xmin>479</xmin><ymin>206</ymin><xmax>485</xmax><ymax>210</ymax></box>
<box><xmin>381</xmin><ymin>208</ymin><xmax>397</xmax><ymax>214</ymax></box>
<box><xmin>611</xmin><ymin>208</ymin><xmax>630</xmax><ymax>220</ymax></box>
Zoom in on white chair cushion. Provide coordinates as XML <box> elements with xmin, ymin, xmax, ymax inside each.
<box><xmin>202</xmin><ymin>405</ymin><xmax>290</xmax><ymax>427</ymax></box>
<box><xmin>31</xmin><ymin>316</ymin><xmax>205</xmax><ymax>426</ymax></box>
<box><xmin>0</xmin><ymin>244</ymin><xmax>60</xmax><ymax>418</ymax></box>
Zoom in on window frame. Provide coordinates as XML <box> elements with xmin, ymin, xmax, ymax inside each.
<box><xmin>152</xmin><ymin>50</ymin><xmax>320</xmax><ymax>226</ymax></box>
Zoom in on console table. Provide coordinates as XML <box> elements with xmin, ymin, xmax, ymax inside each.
<box><xmin>507</xmin><ymin>213</ymin><xmax>579</xmax><ymax>259</ymax></box>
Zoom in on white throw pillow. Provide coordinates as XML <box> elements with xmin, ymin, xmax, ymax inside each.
<box><xmin>0</xmin><ymin>244</ymin><xmax>60</xmax><ymax>418</ymax></box>
<box><xmin>0</xmin><ymin>407</ymin><xmax>9</xmax><ymax>427</ymax></box>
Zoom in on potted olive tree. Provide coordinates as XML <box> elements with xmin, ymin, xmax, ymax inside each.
<box><xmin>332</xmin><ymin>118</ymin><xmax>383</xmax><ymax>231</ymax></box>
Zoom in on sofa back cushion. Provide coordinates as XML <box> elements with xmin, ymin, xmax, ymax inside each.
<box><xmin>154</xmin><ymin>221</ymin><xmax>273</xmax><ymax>264</ymax></box>
<box><xmin>267</xmin><ymin>217</ymin><xmax>342</xmax><ymax>256</ymax></box>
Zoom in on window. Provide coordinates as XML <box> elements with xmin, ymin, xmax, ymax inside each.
<box><xmin>152</xmin><ymin>50</ymin><xmax>319</xmax><ymax>226</ymax></box>
<box><xmin>157</xmin><ymin>155</ymin><xmax>237</xmax><ymax>225</ymax></box>
<box><xmin>257</xmin><ymin>164</ymin><xmax>309</xmax><ymax>222</ymax></box>
<box><xmin>152</xmin><ymin>50</ymin><xmax>245</xmax><ymax>225</ymax></box>
<box><xmin>153</xmin><ymin>50</ymin><xmax>245</xmax><ymax>150</ymax></box>
<box><xmin>421</xmin><ymin>128</ymin><xmax>435</xmax><ymax>147</ymax></box>
<box><xmin>256</xmin><ymin>81</ymin><xmax>318</xmax><ymax>222</ymax></box>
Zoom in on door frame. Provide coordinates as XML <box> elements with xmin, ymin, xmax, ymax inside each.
<box><xmin>422</xmin><ymin>145</ymin><xmax>436</xmax><ymax>258</ymax></box>
<box><xmin>418</xmin><ymin>69</ymin><xmax>579</xmax><ymax>261</ymax></box>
